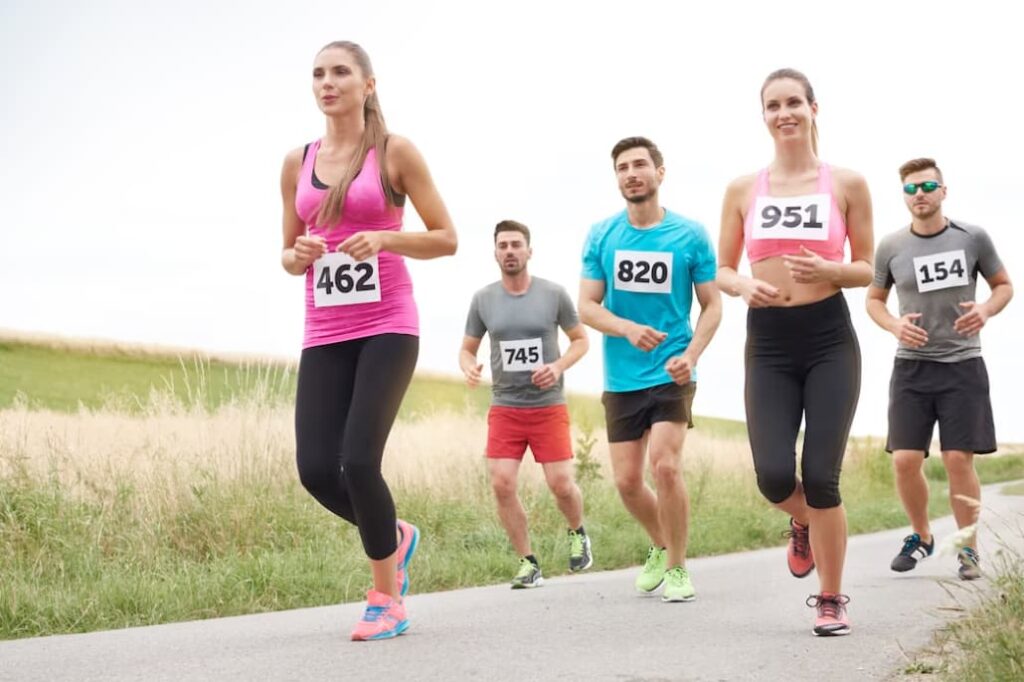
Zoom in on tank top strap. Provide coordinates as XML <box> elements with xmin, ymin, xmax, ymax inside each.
<box><xmin>755</xmin><ymin>167</ymin><xmax>771</xmax><ymax>196</ymax></box>
<box><xmin>300</xmin><ymin>139</ymin><xmax>321</xmax><ymax>189</ymax></box>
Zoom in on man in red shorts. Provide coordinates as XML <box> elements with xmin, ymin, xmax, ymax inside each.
<box><xmin>460</xmin><ymin>220</ymin><xmax>592</xmax><ymax>588</ymax></box>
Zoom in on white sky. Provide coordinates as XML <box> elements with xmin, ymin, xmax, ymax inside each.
<box><xmin>2</xmin><ymin>0</ymin><xmax>1022</xmax><ymax>440</ymax></box>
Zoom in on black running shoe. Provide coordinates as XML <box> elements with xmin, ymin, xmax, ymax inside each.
<box><xmin>891</xmin><ymin>533</ymin><xmax>934</xmax><ymax>572</ymax></box>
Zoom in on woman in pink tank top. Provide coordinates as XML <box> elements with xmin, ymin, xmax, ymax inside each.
<box><xmin>716</xmin><ymin>69</ymin><xmax>874</xmax><ymax>637</ymax></box>
<box><xmin>279</xmin><ymin>41</ymin><xmax>456</xmax><ymax>642</ymax></box>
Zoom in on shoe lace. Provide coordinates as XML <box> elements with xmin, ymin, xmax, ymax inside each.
<box><xmin>805</xmin><ymin>593</ymin><xmax>850</xmax><ymax>619</ymax></box>
<box><xmin>782</xmin><ymin>522</ymin><xmax>810</xmax><ymax>558</ymax></box>
<box><xmin>515</xmin><ymin>558</ymin><xmax>535</xmax><ymax>579</ymax></box>
<box><xmin>665</xmin><ymin>566</ymin><xmax>686</xmax><ymax>584</ymax></box>
<box><xmin>898</xmin><ymin>534</ymin><xmax>922</xmax><ymax>556</ymax></box>
<box><xmin>643</xmin><ymin>546</ymin><xmax>662</xmax><ymax>570</ymax></box>
<box><xmin>959</xmin><ymin>547</ymin><xmax>980</xmax><ymax>565</ymax></box>
<box><xmin>569</xmin><ymin>531</ymin><xmax>584</xmax><ymax>558</ymax></box>
<box><xmin>361</xmin><ymin>605</ymin><xmax>386</xmax><ymax>623</ymax></box>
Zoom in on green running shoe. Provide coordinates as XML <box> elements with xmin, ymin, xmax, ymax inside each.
<box><xmin>661</xmin><ymin>565</ymin><xmax>696</xmax><ymax>602</ymax></box>
<box><xmin>510</xmin><ymin>558</ymin><xmax>544</xmax><ymax>589</ymax></box>
<box><xmin>568</xmin><ymin>529</ymin><xmax>593</xmax><ymax>572</ymax></box>
<box><xmin>635</xmin><ymin>546</ymin><xmax>667</xmax><ymax>593</ymax></box>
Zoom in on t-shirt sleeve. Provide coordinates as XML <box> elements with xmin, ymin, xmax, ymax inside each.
<box><xmin>464</xmin><ymin>292</ymin><xmax>486</xmax><ymax>338</ymax></box>
<box><xmin>581</xmin><ymin>225</ymin><xmax>605</xmax><ymax>281</ymax></box>
<box><xmin>556</xmin><ymin>285</ymin><xmax>580</xmax><ymax>331</ymax></box>
<box><xmin>974</xmin><ymin>228</ymin><xmax>1004</xmax><ymax>279</ymax></box>
<box><xmin>872</xmin><ymin>237</ymin><xmax>894</xmax><ymax>289</ymax></box>
<box><xmin>690</xmin><ymin>224</ymin><xmax>718</xmax><ymax>284</ymax></box>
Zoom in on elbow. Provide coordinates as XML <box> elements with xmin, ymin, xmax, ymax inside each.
<box><xmin>442</xmin><ymin>229</ymin><xmax>458</xmax><ymax>256</ymax></box>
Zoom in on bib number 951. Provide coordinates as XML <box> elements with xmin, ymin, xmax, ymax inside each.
<box><xmin>313</xmin><ymin>252</ymin><xmax>381</xmax><ymax>307</ymax></box>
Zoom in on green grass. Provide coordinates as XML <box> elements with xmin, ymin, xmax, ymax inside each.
<box><xmin>2</xmin><ymin>336</ymin><xmax>1022</xmax><ymax>642</ymax></box>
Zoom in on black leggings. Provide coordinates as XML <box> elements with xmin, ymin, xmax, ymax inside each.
<box><xmin>744</xmin><ymin>293</ymin><xmax>861</xmax><ymax>509</ymax></box>
<box><xmin>295</xmin><ymin>334</ymin><xmax>419</xmax><ymax>560</ymax></box>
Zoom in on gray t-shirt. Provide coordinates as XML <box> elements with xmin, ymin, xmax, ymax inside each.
<box><xmin>873</xmin><ymin>220</ymin><xmax>1004</xmax><ymax>362</ymax></box>
<box><xmin>465</xmin><ymin>277</ymin><xmax>580</xmax><ymax>407</ymax></box>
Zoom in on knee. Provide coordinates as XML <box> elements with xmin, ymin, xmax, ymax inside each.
<box><xmin>942</xmin><ymin>451</ymin><xmax>975</xmax><ymax>478</ymax></box>
<box><xmin>802</xmin><ymin>469</ymin><xmax>842</xmax><ymax>509</ymax></box>
<box><xmin>892</xmin><ymin>451</ymin><xmax>925</xmax><ymax>478</ymax></box>
<box><xmin>614</xmin><ymin>469</ymin><xmax>645</xmax><ymax>498</ymax></box>
<box><xmin>547</xmin><ymin>474</ymin><xmax>577</xmax><ymax>500</ymax></box>
<box><xmin>491</xmin><ymin>474</ymin><xmax>518</xmax><ymax>501</ymax></box>
<box><xmin>755</xmin><ymin>466</ymin><xmax>797</xmax><ymax>504</ymax></box>
<box><xmin>297</xmin><ymin>454</ymin><xmax>341</xmax><ymax>495</ymax></box>
<box><xmin>649</xmin><ymin>455</ymin><xmax>681</xmax><ymax>488</ymax></box>
<box><xmin>340</xmin><ymin>461</ymin><xmax>382</xmax><ymax>489</ymax></box>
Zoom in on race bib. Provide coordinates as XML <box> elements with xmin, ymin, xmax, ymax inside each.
<box><xmin>913</xmin><ymin>250</ymin><xmax>968</xmax><ymax>293</ymax></box>
<box><xmin>312</xmin><ymin>252</ymin><xmax>381</xmax><ymax>307</ymax></box>
<box><xmin>751</xmin><ymin>194</ymin><xmax>830</xmax><ymax>241</ymax></box>
<box><xmin>499</xmin><ymin>338</ymin><xmax>543</xmax><ymax>372</ymax></box>
<box><xmin>613</xmin><ymin>250</ymin><xmax>672</xmax><ymax>294</ymax></box>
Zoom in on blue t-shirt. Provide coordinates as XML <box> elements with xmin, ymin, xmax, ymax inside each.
<box><xmin>581</xmin><ymin>209</ymin><xmax>717</xmax><ymax>392</ymax></box>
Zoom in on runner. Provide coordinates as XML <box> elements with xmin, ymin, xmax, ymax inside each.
<box><xmin>716</xmin><ymin>68</ymin><xmax>874</xmax><ymax>636</ymax></box>
<box><xmin>279</xmin><ymin>41</ymin><xmax>457</xmax><ymax>641</ymax></box>
<box><xmin>460</xmin><ymin>220</ymin><xmax>592</xmax><ymax>588</ymax></box>
<box><xmin>866</xmin><ymin>157</ymin><xmax>1013</xmax><ymax>581</ymax></box>
<box><xmin>579</xmin><ymin>136</ymin><xmax>722</xmax><ymax>603</ymax></box>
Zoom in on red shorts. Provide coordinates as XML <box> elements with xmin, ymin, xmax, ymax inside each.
<box><xmin>486</xmin><ymin>404</ymin><xmax>573</xmax><ymax>463</ymax></box>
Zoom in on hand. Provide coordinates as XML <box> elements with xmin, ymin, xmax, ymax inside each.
<box><xmin>293</xmin><ymin>235</ymin><xmax>327</xmax><ymax>268</ymax></box>
<box><xmin>665</xmin><ymin>353</ymin><xmax>695</xmax><ymax>385</ymax></box>
<box><xmin>954</xmin><ymin>301</ymin><xmax>989</xmax><ymax>337</ymax></box>
<box><xmin>782</xmin><ymin>246</ymin><xmax>837</xmax><ymax>284</ymax></box>
<box><xmin>740</xmin><ymin>278</ymin><xmax>780</xmax><ymax>308</ymax></box>
<box><xmin>626</xmin><ymin>323</ymin><xmax>667</xmax><ymax>351</ymax></box>
<box><xmin>461</xmin><ymin>361</ymin><xmax>483</xmax><ymax>388</ymax></box>
<box><xmin>337</xmin><ymin>231</ymin><xmax>387</xmax><ymax>261</ymax></box>
<box><xmin>531</xmin><ymin>363</ymin><xmax>563</xmax><ymax>389</ymax></box>
<box><xmin>890</xmin><ymin>313</ymin><xmax>928</xmax><ymax>348</ymax></box>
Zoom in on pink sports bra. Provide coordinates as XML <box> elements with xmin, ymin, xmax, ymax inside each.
<box><xmin>743</xmin><ymin>163</ymin><xmax>847</xmax><ymax>264</ymax></box>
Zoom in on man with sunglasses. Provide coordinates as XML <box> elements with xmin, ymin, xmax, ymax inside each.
<box><xmin>866</xmin><ymin>157</ymin><xmax>1013</xmax><ymax>580</ymax></box>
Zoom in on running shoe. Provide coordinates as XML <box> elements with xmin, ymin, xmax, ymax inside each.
<box><xmin>661</xmin><ymin>566</ymin><xmax>696</xmax><ymax>603</ymax></box>
<box><xmin>568</xmin><ymin>529</ymin><xmax>593</xmax><ymax>572</ymax></box>
<box><xmin>635</xmin><ymin>546</ymin><xmax>667</xmax><ymax>593</ymax></box>
<box><xmin>783</xmin><ymin>518</ymin><xmax>814</xmax><ymax>578</ymax></box>
<box><xmin>350</xmin><ymin>590</ymin><xmax>408</xmax><ymax>641</ymax></box>
<box><xmin>806</xmin><ymin>592</ymin><xmax>851</xmax><ymax>637</ymax></box>
<box><xmin>890</xmin><ymin>532</ymin><xmax>934</xmax><ymax>572</ymax></box>
<box><xmin>395</xmin><ymin>519</ymin><xmax>420</xmax><ymax>597</ymax></box>
<box><xmin>958</xmin><ymin>547</ymin><xmax>982</xmax><ymax>581</ymax></box>
<box><xmin>510</xmin><ymin>557</ymin><xmax>544</xmax><ymax>589</ymax></box>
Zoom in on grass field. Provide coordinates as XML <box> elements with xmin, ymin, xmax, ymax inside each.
<box><xmin>2</xmin><ymin>333</ymin><xmax>1022</xmax><ymax>642</ymax></box>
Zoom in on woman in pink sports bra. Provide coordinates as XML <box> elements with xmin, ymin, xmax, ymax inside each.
<box><xmin>717</xmin><ymin>68</ymin><xmax>874</xmax><ymax>638</ymax></box>
<box><xmin>279</xmin><ymin>41</ymin><xmax>456</xmax><ymax>642</ymax></box>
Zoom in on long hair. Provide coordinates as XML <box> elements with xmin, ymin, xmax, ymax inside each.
<box><xmin>315</xmin><ymin>41</ymin><xmax>400</xmax><ymax>226</ymax></box>
<box><xmin>761</xmin><ymin>68</ymin><xmax>818</xmax><ymax>156</ymax></box>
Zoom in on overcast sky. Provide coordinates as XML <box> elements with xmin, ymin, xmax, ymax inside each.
<box><xmin>2</xmin><ymin>0</ymin><xmax>1022</xmax><ymax>440</ymax></box>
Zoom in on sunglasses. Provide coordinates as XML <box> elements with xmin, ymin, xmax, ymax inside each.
<box><xmin>903</xmin><ymin>181</ymin><xmax>942</xmax><ymax>195</ymax></box>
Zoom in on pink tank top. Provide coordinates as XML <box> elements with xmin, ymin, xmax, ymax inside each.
<box><xmin>743</xmin><ymin>163</ymin><xmax>847</xmax><ymax>264</ymax></box>
<box><xmin>295</xmin><ymin>141</ymin><xmax>418</xmax><ymax>348</ymax></box>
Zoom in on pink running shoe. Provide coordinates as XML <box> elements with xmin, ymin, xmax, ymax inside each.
<box><xmin>395</xmin><ymin>519</ymin><xmax>420</xmax><ymax>597</ymax></box>
<box><xmin>784</xmin><ymin>518</ymin><xmax>815</xmax><ymax>578</ymax></box>
<box><xmin>807</xmin><ymin>592</ymin><xmax>851</xmax><ymax>637</ymax></box>
<box><xmin>350</xmin><ymin>590</ymin><xmax>408</xmax><ymax>641</ymax></box>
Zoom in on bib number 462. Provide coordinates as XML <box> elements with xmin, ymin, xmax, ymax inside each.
<box><xmin>313</xmin><ymin>253</ymin><xmax>382</xmax><ymax>307</ymax></box>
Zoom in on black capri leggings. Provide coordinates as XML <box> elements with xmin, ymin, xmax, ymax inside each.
<box><xmin>295</xmin><ymin>334</ymin><xmax>419</xmax><ymax>560</ymax></box>
<box><xmin>744</xmin><ymin>293</ymin><xmax>861</xmax><ymax>509</ymax></box>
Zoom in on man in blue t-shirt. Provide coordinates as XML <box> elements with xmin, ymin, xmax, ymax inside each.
<box><xmin>579</xmin><ymin>136</ymin><xmax>722</xmax><ymax>602</ymax></box>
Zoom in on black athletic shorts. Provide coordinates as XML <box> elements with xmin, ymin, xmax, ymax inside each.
<box><xmin>601</xmin><ymin>381</ymin><xmax>695</xmax><ymax>443</ymax></box>
<box><xmin>886</xmin><ymin>357</ymin><xmax>996</xmax><ymax>457</ymax></box>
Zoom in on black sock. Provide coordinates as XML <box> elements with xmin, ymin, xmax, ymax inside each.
<box><xmin>571</xmin><ymin>525</ymin><xmax>586</xmax><ymax>536</ymax></box>
<box><xmin>525</xmin><ymin>554</ymin><xmax>539</xmax><ymax>567</ymax></box>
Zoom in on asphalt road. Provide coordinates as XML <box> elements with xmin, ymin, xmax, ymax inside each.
<box><xmin>3</xmin><ymin>483</ymin><xmax>1022</xmax><ymax>682</ymax></box>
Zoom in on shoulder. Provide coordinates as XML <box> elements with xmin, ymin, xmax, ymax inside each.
<box><xmin>533</xmin><ymin>276</ymin><xmax>568</xmax><ymax>295</ymax></box>
<box><xmin>828</xmin><ymin>165</ymin><xmax>870</xmax><ymax>193</ymax></box>
<box><xmin>949</xmin><ymin>219</ymin><xmax>985</xmax><ymax>236</ymax></box>
<box><xmin>725</xmin><ymin>172</ymin><xmax>759</xmax><ymax>196</ymax></box>
<box><xmin>587</xmin><ymin>211</ymin><xmax>626</xmax><ymax>243</ymax></box>
<box><xmin>282</xmin><ymin>146</ymin><xmax>305</xmax><ymax>172</ymax></box>
<box><xmin>383</xmin><ymin>134</ymin><xmax>420</xmax><ymax>165</ymax></box>
<box><xmin>876</xmin><ymin>228</ymin><xmax>907</xmax><ymax>254</ymax></box>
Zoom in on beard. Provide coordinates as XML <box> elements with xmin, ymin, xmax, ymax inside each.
<box><xmin>502</xmin><ymin>260</ymin><xmax>525</xmax><ymax>275</ymax></box>
<box><xmin>912</xmin><ymin>203</ymin><xmax>941</xmax><ymax>220</ymax></box>
<box><xmin>622</xmin><ymin>189</ymin><xmax>654</xmax><ymax>204</ymax></box>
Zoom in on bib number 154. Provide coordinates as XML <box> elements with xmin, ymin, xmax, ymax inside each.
<box><xmin>313</xmin><ymin>252</ymin><xmax>382</xmax><ymax>307</ymax></box>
